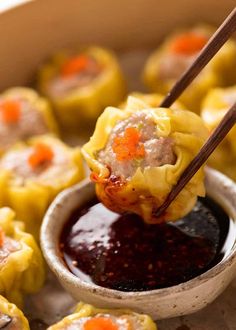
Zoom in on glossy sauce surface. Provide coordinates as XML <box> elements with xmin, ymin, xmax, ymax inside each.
<box><xmin>60</xmin><ymin>198</ymin><xmax>232</xmax><ymax>291</ymax></box>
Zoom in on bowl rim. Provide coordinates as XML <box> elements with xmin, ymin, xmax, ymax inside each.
<box><xmin>40</xmin><ymin>167</ymin><xmax>236</xmax><ymax>300</ymax></box>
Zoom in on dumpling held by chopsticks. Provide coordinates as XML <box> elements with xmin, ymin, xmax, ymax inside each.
<box><xmin>82</xmin><ymin>96</ymin><xmax>208</xmax><ymax>223</ymax></box>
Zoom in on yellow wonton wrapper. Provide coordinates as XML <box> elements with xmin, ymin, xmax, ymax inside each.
<box><xmin>38</xmin><ymin>46</ymin><xmax>127</xmax><ymax>131</ymax></box>
<box><xmin>0</xmin><ymin>208</ymin><xmax>45</xmax><ymax>308</ymax></box>
<box><xmin>82</xmin><ymin>97</ymin><xmax>208</xmax><ymax>223</ymax></box>
<box><xmin>143</xmin><ymin>25</ymin><xmax>236</xmax><ymax>113</ymax></box>
<box><xmin>0</xmin><ymin>295</ymin><xmax>29</xmax><ymax>329</ymax></box>
<box><xmin>201</xmin><ymin>86</ymin><xmax>236</xmax><ymax>181</ymax></box>
<box><xmin>0</xmin><ymin>135</ymin><xmax>85</xmax><ymax>238</ymax></box>
<box><xmin>0</xmin><ymin>87</ymin><xmax>59</xmax><ymax>155</ymax></box>
<box><xmin>120</xmin><ymin>92</ymin><xmax>186</xmax><ymax>110</ymax></box>
<box><xmin>48</xmin><ymin>302</ymin><xmax>157</xmax><ymax>330</ymax></box>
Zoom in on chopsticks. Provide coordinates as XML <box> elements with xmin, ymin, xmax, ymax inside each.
<box><xmin>155</xmin><ymin>101</ymin><xmax>236</xmax><ymax>218</ymax></box>
<box><xmin>155</xmin><ymin>7</ymin><xmax>236</xmax><ymax>218</ymax></box>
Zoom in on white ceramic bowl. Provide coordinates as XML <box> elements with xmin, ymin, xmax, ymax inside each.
<box><xmin>41</xmin><ymin>167</ymin><xmax>236</xmax><ymax>320</ymax></box>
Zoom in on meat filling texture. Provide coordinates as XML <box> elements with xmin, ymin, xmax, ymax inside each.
<box><xmin>158</xmin><ymin>32</ymin><xmax>208</xmax><ymax>81</ymax></box>
<box><xmin>0</xmin><ymin>98</ymin><xmax>48</xmax><ymax>151</ymax></box>
<box><xmin>98</xmin><ymin>111</ymin><xmax>176</xmax><ymax>179</ymax></box>
<box><xmin>0</xmin><ymin>237</ymin><xmax>20</xmax><ymax>264</ymax></box>
<box><xmin>158</xmin><ymin>53</ymin><xmax>196</xmax><ymax>80</ymax></box>
<box><xmin>0</xmin><ymin>145</ymin><xmax>70</xmax><ymax>186</ymax></box>
<box><xmin>48</xmin><ymin>56</ymin><xmax>102</xmax><ymax>98</ymax></box>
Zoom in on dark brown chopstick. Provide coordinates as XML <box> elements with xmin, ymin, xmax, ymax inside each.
<box><xmin>155</xmin><ymin>101</ymin><xmax>236</xmax><ymax>218</ymax></box>
<box><xmin>155</xmin><ymin>7</ymin><xmax>236</xmax><ymax>218</ymax></box>
<box><xmin>160</xmin><ymin>7</ymin><xmax>236</xmax><ymax>108</ymax></box>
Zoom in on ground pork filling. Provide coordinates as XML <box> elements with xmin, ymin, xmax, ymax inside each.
<box><xmin>60</xmin><ymin>314</ymin><xmax>142</xmax><ymax>330</ymax></box>
<box><xmin>158</xmin><ymin>32</ymin><xmax>207</xmax><ymax>81</ymax></box>
<box><xmin>98</xmin><ymin>111</ymin><xmax>176</xmax><ymax>179</ymax></box>
<box><xmin>0</xmin><ymin>98</ymin><xmax>48</xmax><ymax>152</ymax></box>
<box><xmin>0</xmin><ymin>236</ymin><xmax>21</xmax><ymax>265</ymax></box>
<box><xmin>158</xmin><ymin>52</ymin><xmax>197</xmax><ymax>80</ymax></box>
<box><xmin>0</xmin><ymin>144</ymin><xmax>71</xmax><ymax>186</ymax></box>
<box><xmin>48</xmin><ymin>56</ymin><xmax>102</xmax><ymax>98</ymax></box>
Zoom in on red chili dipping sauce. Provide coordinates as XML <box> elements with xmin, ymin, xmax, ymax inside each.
<box><xmin>60</xmin><ymin>198</ymin><xmax>232</xmax><ymax>291</ymax></box>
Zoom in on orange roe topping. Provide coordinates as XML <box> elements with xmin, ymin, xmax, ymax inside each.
<box><xmin>84</xmin><ymin>317</ymin><xmax>119</xmax><ymax>330</ymax></box>
<box><xmin>0</xmin><ymin>227</ymin><xmax>4</xmax><ymax>248</ymax></box>
<box><xmin>61</xmin><ymin>55</ymin><xmax>90</xmax><ymax>77</ymax></box>
<box><xmin>170</xmin><ymin>33</ymin><xmax>207</xmax><ymax>55</ymax></box>
<box><xmin>0</xmin><ymin>100</ymin><xmax>21</xmax><ymax>124</ymax></box>
<box><xmin>28</xmin><ymin>143</ymin><xmax>54</xmax><ymax>169</ymax></box>
<box><xmin>112</xmin><ymin>127</ymin><xmax>145</xmax><ymax>161</ymax></box>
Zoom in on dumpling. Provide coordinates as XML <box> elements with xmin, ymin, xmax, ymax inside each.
<box><xmin>47</xmin><ymin>302</ymin><xmax>157</xmax><ymax>330</ymax></box>
<box><xmin>37</xmin><ymin>46</ymin><xmax>126</xmax><ymax>131</ymax></box>
<box><xmin>0</xmin><ymin>295</ymin><xmax>29</xmax><ymax>329</ymax></box>
<box><xmin>0</xmin><ymin>87</ymin><xmax>58</xmax><ymax>154</ymax></box>
<box><xmin>0</xmin><ymin>207</ymin><xmax>45</xmax><ymax>307</ymax></box>
<box><xmin>0</xmin><ymin>135</ymin><xmax>84</xmax><ymax>237</ymax></box>
<box><xmin>143</xmin><ymin>25</ymin><xmax>236</xmax><ymax>113</ymax></box>
<box><xmin>201</xmin><ymin>86</ymin><xmax>236</xmax><ymax>181</ymax></box>
<box><xmin>82</xmin><ymin>96</ymin><xmax>208</xmax><ymax>223</ymax></box>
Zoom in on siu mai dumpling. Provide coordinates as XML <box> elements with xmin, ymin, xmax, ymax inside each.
<box><xmin>0</xmin><ymin>207</ymin><xmax>45</xmax><ymax>307</ymax></box>
<box><xmin>143</xmin><ymin>25</ymin><xmax>236</xmax><ymax>113</ymax></box>
<box><xmin>38</xmin><ymin>46</ymin><xmax>126</xmax><ymax>131</ymax></box>
<box><xmin>82</xmin><ymin>97</ymin><xmax>208</xmax><ymax>223</ymax></box>
<box><xmin>0</xmin><ymin>135</ymin><xmax>84</xmax><ymax>237</ymax></box>
<box><xmin>0</xmin><ymin>87</ymin><xmax>58</xmax><ymax>154</ymax></box>
<box><xmin>201</xmin><ymin>86</ymin><xmax>236</xmax><ymax>181</ymax></box>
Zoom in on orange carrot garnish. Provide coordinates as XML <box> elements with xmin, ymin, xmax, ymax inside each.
<box><xmin>112</xmin><ymin>127</ymin><xmax>145</xmax><ymax>161</ymax></box>
<box><xmin>61</xmin><ymin>55</ymin><xmax>90</xmax><ymax>77</ymax></box>
<box><xmin>84</xmin><ymin>317</ymin><xmax>119</xmax><ymax>330</ymax></box>
<box><xmin>170</xmin><ymin>33</ymin><xmax>207</xmax><ymax>55</ymax></box>
<box><xmin>0</xmin><ymin>100</ymin><xmax>21</xmax><ymax>124</ymax></box>
<box><xmin>0</xmin><ymin>227</ymin><xmax>5</xmax><ymax>248</ymax></box>
<box><xmin>28</xmin><ymin>143</ymin><xmax>54</xmax><ymax>169</ymax></box>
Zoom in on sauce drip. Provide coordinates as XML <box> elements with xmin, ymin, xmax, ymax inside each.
<box><xmin>60</xmin><ymin>198</ymin><xmax>231</xmax><ymax>291</ymax></box>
